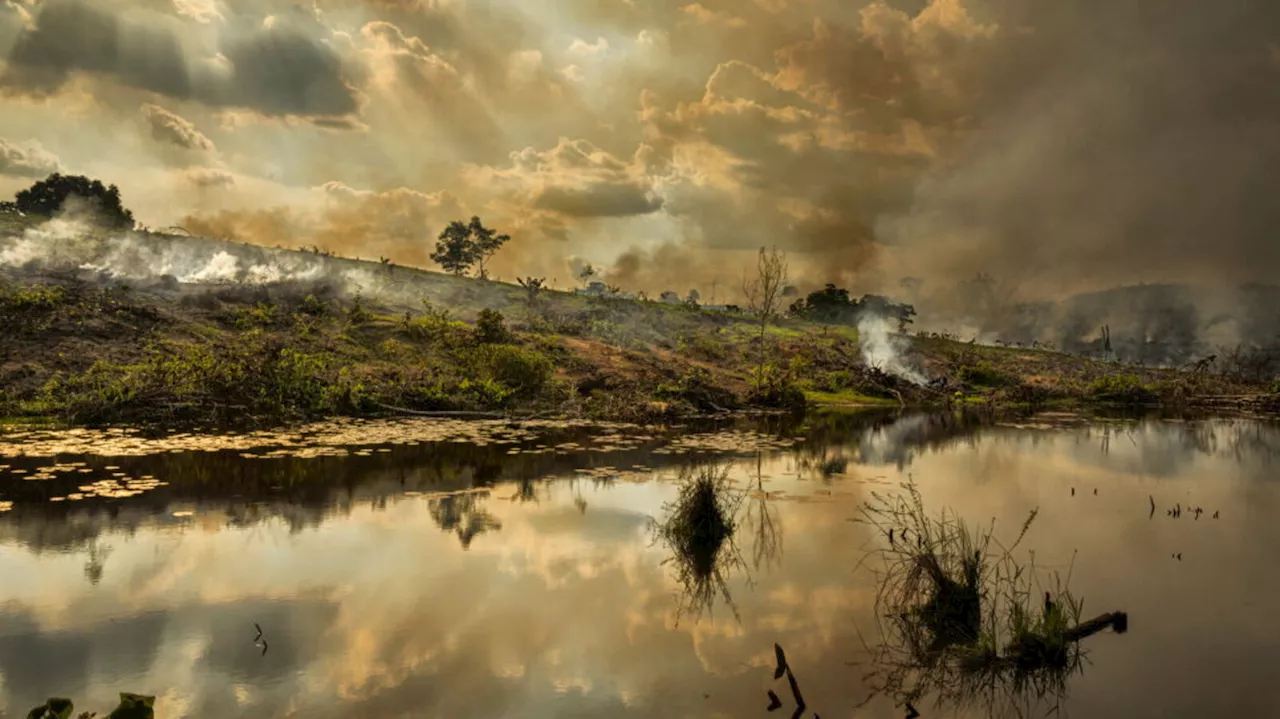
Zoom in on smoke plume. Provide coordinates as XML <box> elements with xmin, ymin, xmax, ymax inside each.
<box><xmin>857</xmin><ymin>312</ymin><xmax>926</xmax><ymax>385</ymax></box>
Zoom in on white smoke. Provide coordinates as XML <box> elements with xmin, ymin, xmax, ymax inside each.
<box><xmin>1</xmin><ymin>212</ymin><xmax>337</xmax><ymax>287</ymax></box>
<box><xmin>857</xmin><ymin>312</ymin><xmax>927</xmax><ymax>385</ymax></box>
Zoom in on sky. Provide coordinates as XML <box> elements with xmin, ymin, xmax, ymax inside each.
<box><xmin>0</xmin><ymin>0</ymin><xmax>1277</xmax><ymax>301</ymax></box>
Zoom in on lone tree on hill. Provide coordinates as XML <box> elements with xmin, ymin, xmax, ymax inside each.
<box><xmin>432</xmin><ymin>220</ymin><xmax>475</xmax><ymax>276</ymax></box>
<box><xmin>430</xmin><ymin>216</ymin><xmax>510</xmax><ymax>278</ymax></box>
<box><xmin>469</xmin><ymin>216</ymin><xmax>510</xmax><ymax>280</ymax></box>
<box><xmin>14</xmin><ymin>173</ymin><xmax>135</xmax><ymax>230</ymax></box>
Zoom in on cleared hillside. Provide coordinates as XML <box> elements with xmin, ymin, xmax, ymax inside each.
<box><xmin>0</xmin><ymin>216</ymin><xmax>1276</xmax><ymax>426</ymax></box>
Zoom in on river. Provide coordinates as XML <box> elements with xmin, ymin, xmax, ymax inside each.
<box><xmin>0</xmin><ymin>411</ymin><xmax>1276</xmax><ymax>718</ymax></box>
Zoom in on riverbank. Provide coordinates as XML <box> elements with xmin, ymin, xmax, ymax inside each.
<box><xmin>0</xmin><ymin>263</ymin><xmax>1275</xmax><ymax>427</ymax></box>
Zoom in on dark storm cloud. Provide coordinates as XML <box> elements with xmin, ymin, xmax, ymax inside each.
<box><xmin>533</xmin><ymin>184</ymin><xmax>663</xmax><ymax>218</ymax></box>
<box><xmin>2</xmin><ymin>0</ymin><xmax>361</xmax><ymax>120</ymax></box>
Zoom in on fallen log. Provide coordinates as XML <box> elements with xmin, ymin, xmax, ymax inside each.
<box><xmin>1063</xmin><ymin>610</ymin><xmax>1128</xmax><ymax>642</ymax></box>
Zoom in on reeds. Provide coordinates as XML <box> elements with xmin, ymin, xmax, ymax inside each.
<box><xmin>655</xmin><ymin>464</ymin><xmax>748</xmax><ymax>625</ymax></box>
<box><xmin>852</xmin><ymin>482</ymin><xmax>1102</xmax><ymax>717</ymax></box>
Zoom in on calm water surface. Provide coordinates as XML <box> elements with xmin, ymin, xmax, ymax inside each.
<box><xmin>0</xmin><ymin>412</ymin><xmax>1277</xmax><ymax>718</ymax></box>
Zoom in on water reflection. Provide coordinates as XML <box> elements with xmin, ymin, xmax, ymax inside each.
<box><xmin>0</xmin><ymin>411</ymin><xmax>1277</xmax><ymax>717</ymax></box>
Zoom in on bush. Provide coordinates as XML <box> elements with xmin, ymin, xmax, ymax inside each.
<box><xmin>747</xmin><ymin>363</ymin><xmax>807</xmax><ymax>409</ymax></box>
<box><xmin>232</xmin><ymin>302</ymin><xmax>279</xmax><ymax>330</ymax></box>
<box><xmin>474</xmin><ymin>308</ymin><xmax>513</xmax><ymax>344</ymax></box>
<box><xmin>298</xmin><ymin>294</ymin><xmax>330</xmax><ymax>317</ymax></box>
<box><xmin>347</xmin><ymin>293</ymin><xmax>372</xmax><ymax>325</ymax></box>
<box><xmin>15</xmin><ymin>173</ymin><xmax>135</xmax><ymax>229</ymax></box>
<box><xmin>476</xmin><ymin>344</ymin><xmax>552</xmax><ymax>396</ymax></box>
<box><xmin>957</xmin><ymin>362</ymin><xmax>1014</xmax><ymax>388</ymax></box>
<box><xmin>1087</xmin><ymin>374</ymin><xmax>1158</xmax><ymax>404</ymax></box>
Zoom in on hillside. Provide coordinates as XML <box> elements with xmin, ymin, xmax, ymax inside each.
<box><xmin>1</xmin><ymin>215</ymin><xmax>1277</xmax><ymax>426</ymax></box>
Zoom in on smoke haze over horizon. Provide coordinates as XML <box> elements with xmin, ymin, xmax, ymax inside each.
<box><xmin>1</xmin><ymin>0</ymin><xmax>1277</xmax><ymax>309</ymax></box>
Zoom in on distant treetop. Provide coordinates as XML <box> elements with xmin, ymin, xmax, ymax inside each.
<box><xmin>13</xmin><ymin>173</ymin><xmax>136</xmax><ymax>230</ymax></box>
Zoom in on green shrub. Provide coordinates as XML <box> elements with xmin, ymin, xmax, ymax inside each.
<box><xmin>298</xmin><ymin>294</ymin><xmax>329</xmax><ymax>317</ymax></box>
<box><xmin>402</xmin><ymin>316</ymin><xmax>469</xmax><ymax>344</ymax></box>
<box><xmin>1087</xmin><ymin>373</ymin><xmax>1158</xmax><ymax>404</ymax></box>
<box><xmin>958</xmin><ymin>362</ymin><xmax>1014</xmax><ymax>388</ymax></box>
<box><xmin>232</xmin><ymin>302</ymin><xmax>278</xmax><ymax>330</ymax></box>
<box><xmin>476</xmin><ymin>344</ymin><xmax>552</xmax><ymax>396</ymax></box>
<box><xmin>474</xmin><ymin>308</ymin><xmax>513</xmax><ymax>344</ymax></box>
<box><xmin>0</xmin><ymin>284</ymin><xmax>68</xmax><ymax>312</ymax></box>
<box><xmin>347</xmin><ymin>293</ymin><xmax>373</xmax><ymax>325</ymax></box>
<box><xmin>460</xmin><ymin>377</ymin><xmax>515</xmax><ymax>407</ymax></box>
<box><xmin>747</xmin><ymin>363</ymin><xmax>807</xmax><ymax>409</ymax></box>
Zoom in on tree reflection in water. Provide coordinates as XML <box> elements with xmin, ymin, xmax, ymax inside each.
<box><xmin>428</xmin><ymin>491</ymin><xmax>502</xmax><ymax>550</ymax></box>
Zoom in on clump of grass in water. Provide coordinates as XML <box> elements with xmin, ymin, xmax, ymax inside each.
<box><xmin>852</xmin><ymin>482</ymin><xmax>1117</xmax><ymax>717</ymax></box>
<box><xmin>655</xmin><ymin>464</ymin><xmax>748</xmax><ymax>625</ymax></box>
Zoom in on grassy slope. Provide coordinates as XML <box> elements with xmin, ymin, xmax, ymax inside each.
<box><xmin>0</xmin><ymin>219</ymin><xmax>1276</xmax><ymax>426</ymax></box>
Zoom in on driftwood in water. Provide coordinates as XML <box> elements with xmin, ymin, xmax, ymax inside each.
<box><xmin>1063</xmin><ymin>611</ymin><xmax>1128</xmax><ymax>643</ymax></box>
<box><xmin>369</xmin><ymin>402</ymin><xmax>570</xmax><ymax>420</ymax></box>
<box><xmin>992</xmin><ymin>611</ymin><xmax>1128</xmax><ymax>670</ymax></box>
<box><xmin>373</xmin><ymin>403</ymin><xmax>510</xmax><ymax>418</ymax></box>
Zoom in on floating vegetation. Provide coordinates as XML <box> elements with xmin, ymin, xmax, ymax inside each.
<box><xmin>0</xmin><ymin>418</ymin><xmax>678</xmax><ymax>462</ymax></box>
<box><xmin>654</xmin><ymin>464</ymin><xmax>749</xmax><ymax>625</ymax></box>
<box><xmin>654</xmin><ymin>430</ymin><xmax>798</xmax><ymax>456</ymax></box>
<box><xmin>852</xmin><ymin>482</ymin><xmax>1128</xmax><ymax>717</ymax></box>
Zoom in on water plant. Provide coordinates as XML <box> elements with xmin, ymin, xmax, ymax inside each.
<box><xmin>654</xmin><ymin>464</ymin><xmax>748</xmax><ymax>625</ymax></box>
<box><xmin>851</xmin><ymin>482</ymin><xmax>1127</xmax><ymax>717</ymax></box>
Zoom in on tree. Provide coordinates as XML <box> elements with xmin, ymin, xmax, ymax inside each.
<box><xmin>742</xmin><ymin>246</ymin><xmax>788</xmax><ymax>343</ymax></box>
<box><xmin>516</xmin><ymin>276</ymin><xmax>545</xmax><ymax>306</ymax></box>
<box><xmin>430</xmin><ymin>216</ymin><xmax>511</xmax><ymax>278</ymax></box>
<box><xmin>14</xmin><ymin>173</ymin><xmax>135</xmax><ymax>229</ymax></box>
<box><xmin>789</xmin><ymin>284</ymin><xmax>916</xmax><ymax>331</ymax></box>
<box><xmin>578</xmin><ymin>263</ymin><xmax>597</xmax><ymax>287</ymax></box>
<box><xmin>468</xmin><ymin>216</ymin><xmax>510</xmax><ymax>280</ymax></box>
<box><xmin>685</xmin><ymin>289</ymin><xmax>701</xmax><ymax>306</ymax></box>
<box><xmin>431</xmin><ymin>220</ymin><xmax>477</xmax><ymax>276</ymax></box>
<box><xmin>742</xmin><ymin>247</ymin><xmax>788</xmax><ymax>389</ymax></box>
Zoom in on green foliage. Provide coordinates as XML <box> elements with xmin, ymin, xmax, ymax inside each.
<box><xmin>475</xmin><ymin>344</ymin><xmax>552</xmax><ymax>396</ymax></box>
<box><xmin>298</xmin><ymin>294</ymin><xmax>329</xmax><ymax>317</ymax></box>
<box><xmin>15</xmin><ymin>173</ymin><xmax>135</xmax><ymax>229</ymax></box>
<box><xmin>1087</xmin><ymin>373</ymin><xmax>1158</xmax><ymax>404</ymax></box>
<box><xmin>232</xmin><ymin>302</ymin><xmax>278</xmax><ymax>330</ymax></box>
<box><xmin>0</xmin><ymin>283</ymin><xmax>68</xmax><ymax>311</ymax></box>
<box><xmin>346</xmin><ymin>292</ymin><xmax>373</xmax><ymax>325</ymax></box>
<box><xmin>460</xmin><ymin>377</ymin><xmax>515</xmax><ymax>406</ymax></box>
<box><xmin>958</xmin><ymin>362</ymin><xmax>1015</xmax><ymax>388</ymax></box>
<box><xmin>747</xmin><ymin>362</ymin><xmax>807</xmax><ymax>409</ymax></box>
<box><xmin>38</xmin><ymin>339</ymin><xmax>334</xmax><ymax>422</ymax></box>
<box><xmin>474</xmin><ymin>308</ymin><xmax>513</xmax><ymax>344</ymax></box>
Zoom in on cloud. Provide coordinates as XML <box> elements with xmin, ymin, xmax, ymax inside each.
<box><xmin>2</xmin><ymin>0</ymin><xmax>363</xmax><ymax>123</ymax></box>
<box><xmin>184</xmin><ymin>167</ymin><xmax>235</xmax><ymax>187</ymax></box>
<box><xmin>0</xmin><ymin>137</ymin><xmax>59</xmax><ymax>178</ymax></box>
<box><xmin>468</xmin><ymin>138</ymin><xmax>664</xmax><ymax>219</ymax></box>
<box><xmin>141</xmin><ymin>103</ymin><xmax>216</xmax><ymax>151</ymax></box>
<box><xmin>4</xmin><ymin>0</ymin><xmax>1280</xmax><ymax>320</ymax></box>
<box><xmin>680</xmin><ymin>3</ymin><xmax>747</xmax><ymax>29</ymax></box>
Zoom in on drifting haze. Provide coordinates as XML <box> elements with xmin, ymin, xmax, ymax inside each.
<box><xmin>0</xmin><ymin>0</ymin><xmax>1277</xmax><ymax>306</ymax></box>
